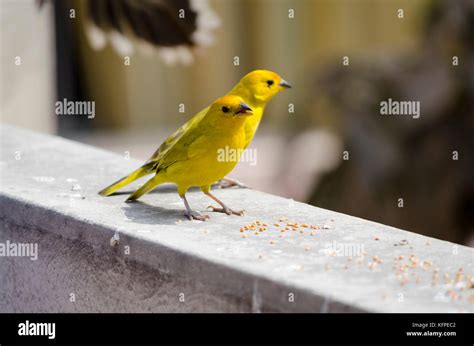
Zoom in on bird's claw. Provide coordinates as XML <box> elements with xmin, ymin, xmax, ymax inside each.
<box><xmin>185</xmin><ymin>211</ymin><xmax>209</xmax><ymax>221</ymax></box>
<box><xmin>207</xmin><ymin>205</ymin><xmax>245</xmax><ymax>216</ymax></box>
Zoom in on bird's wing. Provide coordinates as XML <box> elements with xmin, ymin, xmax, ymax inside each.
<box><xmin>157</xmin><ymin>133</ymin><xmax>208</xmax><ymax>172</ymax></box>
<box><xmin>146</xmin><ymin>105</ymin><xmax>209</xmax><ymax>165</ymax></box>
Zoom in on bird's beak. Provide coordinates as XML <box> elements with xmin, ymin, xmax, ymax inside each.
<box><xmin>279</xmin><ymin>79</ymin><xmax>292</xmax><ymax>88</ymax></box>
<box><xmin>236</xmin><ymin>102</ymin><xmax>253</xmax><ymax>116</ymax></box>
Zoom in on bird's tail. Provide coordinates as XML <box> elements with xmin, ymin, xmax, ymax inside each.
<box><xmin>98</xmin><ymin>163</ymin><xmax>154</xmax><ymax>196</ymax></box>
<box><xmin>126</xmin><ymin>174</ymin><xmax>166</xmax><ymax>202</ymax></box>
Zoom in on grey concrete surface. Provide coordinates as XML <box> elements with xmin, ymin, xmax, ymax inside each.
<box><xmin>0</xmin><ymin>124</ymin><xmax>473</xmax><ymax>312</ymax></box>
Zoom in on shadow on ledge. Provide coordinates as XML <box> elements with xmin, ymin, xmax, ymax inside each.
<box><xmin>122</xmin><ymin>200</ymin><xmax>185</xmax><ymax>225</ymax></box>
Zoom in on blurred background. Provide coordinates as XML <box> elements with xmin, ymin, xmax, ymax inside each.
<box><xmin>1</xmin><ymin>0</ymin><xmax>473</xmax><ymax>245</ymax></box>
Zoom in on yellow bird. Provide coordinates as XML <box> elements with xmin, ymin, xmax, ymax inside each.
<box><xmin>229</xmin><ymin>70</ymin><xmax>291</xmax><ymax>148</ymax></box>
<box><xmin>99</xmin><ymin>96</ymin><xmax>253</xmax><ymax>220</ymax></box>
<box><xmin>99</xmin><ymin>70</ymin><xmax>291</xmax><ymax>219</ymax></box>
<box><xmin>144</xmin><ymin>69</ymin><xmax>291</xmax><ymax>188</ymax></box>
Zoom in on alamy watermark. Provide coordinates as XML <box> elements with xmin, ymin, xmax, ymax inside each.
<box><xmin>55</xmin><ymin>98</ymin><xmax>95</xmax><ymax>119</ymax></box>
<box><xmin>0</xmin><ymin>240</ymin><xmax>38</xmax><ymax>261</ymax></box>
<box><xmin>324</xmin><ymin>240</ymin><xmax>365</xmax><ymax>257</ymax></box>
<box><xmin>217</xmin><ymin>146</ymin><xmax>257</xmax><ymax>166</ymax></box>
<box><xmin>18</xmin><ymin>320</ymin><xmax>55</xmax><ymax>339</ymax></box>
<box><xmin>380</xmin><ymin>98</ymin><xmax>420</xmax><ymax>119</ymax></box>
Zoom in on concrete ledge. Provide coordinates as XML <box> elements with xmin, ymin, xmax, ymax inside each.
<box><xmin>0</xmin><ymin>124</ymin><xmax>473</xmax><ymax>312</ymax></box>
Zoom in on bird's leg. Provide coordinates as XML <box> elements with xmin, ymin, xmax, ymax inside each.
<box><xmin>218</xmin><ymin>177</ymin><xmax>250</xmax><ymax>189</ymax></box>
<box><xmin>205</xmin><ymin>191</ymin><xmax>244</xmax><ymax>216</ymax></box>
<box><xmin>182</xmin><ymin>194</ymin><xmax>209</xmax><ymax>221</ymax></box>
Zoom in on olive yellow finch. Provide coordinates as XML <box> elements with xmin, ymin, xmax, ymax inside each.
<box><xmin>100</xmin><ymin>96</ymin><xmax>253</xmax><ymax>220</ymax></box>
<box><xmin>99</xmin><ymin>70</ymin><xmax>290</xmax><ymax>219</ymax></box>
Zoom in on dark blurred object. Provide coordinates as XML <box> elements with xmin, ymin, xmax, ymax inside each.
<box><xmin>39</xmin><ymin>0</ymin><xmax>220</xmax><ymax>64</ymax></box>
<box><xmin>309</xmin><ymin>0</ymin><xmax>474</xmax><ymax>245</ymax></box>
<box><xmin>87</xmin><ymin>0</ymin><xmax>199</xmax><ymax>47</ymax></box>
<box><xmin>52</xmin><ymin>0</ymin><xmax>89</xmax><ymax>134</ymax></box>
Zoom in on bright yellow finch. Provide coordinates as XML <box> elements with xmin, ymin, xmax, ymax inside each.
<box><xmin>99</xmin><ymin>70</ymin><xmax>290</xmax><ymax>219</ymax></box>
<box><xmin>100</xmin><ymin>96</ymin><xmax>253</xmax><ymax>220</ymax></box>
<box><xmin>144</xmin><ymin>70</ymin><xmax>290</xmax><ymax>168</ymax></box>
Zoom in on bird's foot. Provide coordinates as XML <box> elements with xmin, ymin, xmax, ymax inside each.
<box><xmin>207</xmin><ymin>205</ymin><xmax>245</xmax><ymax>216</ymax></box>
<box><xmin>218</xmin><ymin>178</ymin><xmax>250</xmax><ymax>189</ymax></box>
<box><xmin>185</xmin><ymin>211</ymin><xmax>209</xmax><ymax>221</ymax></box>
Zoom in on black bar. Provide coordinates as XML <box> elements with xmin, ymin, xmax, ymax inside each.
<box><xmin>0</xmin><ymin>313</ymin><xmax>472</xmax><ymax>345</ymax></box>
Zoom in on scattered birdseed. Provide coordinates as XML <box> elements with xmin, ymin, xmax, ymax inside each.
<box><xmin>368</xmin><ymin>262</ymin><xmax>378</xmax><ymax>270</ymax></box>
<box><xmin>397</xmin><ymin>274</ymin><xmax>409</xmax><ymax>286</ymax></box>
<box><xmin>445</xmin><ymin>273</ymin><xmax>454</xmax><ymax>285</ymax></box>
<box><xmin>432</xmin><ymin>271</ymin><xmax>440</xmax><ymax>286</ymax></box>
<box><xmin>422</xmin><ymin>260</ymin><xmax>432</xmax><ymax>270</ymax></box>
<box><xmin>447</xmin><ymin>289</ymin><xmax>459</xmax><ymax>300</ymax></box>
<box><xmin>455</xmin><ymin>268</ymin><xmax>464</xmax><ymax>282</ymax></box>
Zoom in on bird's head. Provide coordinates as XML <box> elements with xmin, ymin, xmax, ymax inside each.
<box><xmin>234</xmin><ymin>70</ymin><xmax>292</xmax><ymax>105</ymax></box>
<box><xmin>210</xmin><ymin>96</ymin><xmax>253</xmax><ymax>120</ymax></box>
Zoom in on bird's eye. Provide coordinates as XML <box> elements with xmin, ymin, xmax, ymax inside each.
<box><xmin>222</xmin><ymin>106</ymin><xmax>230</xmax><ymax>113</ymax></box>
<box><xmin>266</xmin><ymin>80</ymin><xmax>274</xmax><ymax>86</ymax></box>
